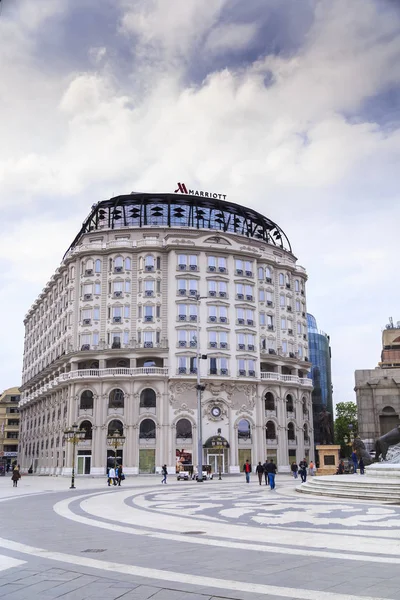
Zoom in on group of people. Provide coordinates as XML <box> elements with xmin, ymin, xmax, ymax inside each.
<box><xmin>107</xmin><ymin>465</ymin><xmax>124</xmax><ymax>486</ymax></box>
<box><xmin>243</xmin><ymin>459</ymin><xmax>278</xmax><ymax>489</ymax></box>
<box><xmin>291</xmin><ymin>459</ymin><xmax>314</xmax><ymax>482</ymax></box>
<box><xmin>336</xmin><ymin>453</ymin><xmax>365</xmax><ymax>475</ymax></box>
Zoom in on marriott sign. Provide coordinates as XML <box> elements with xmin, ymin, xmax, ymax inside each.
<box><xmin>175</xmin><ymin>182</ymin><xmax>227</xmax><ymax>200</ymax></box>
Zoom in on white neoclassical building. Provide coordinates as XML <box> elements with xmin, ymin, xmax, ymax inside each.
<box><xmin>19</xmin><ymin>192</ymin><xmax>314</xmax><ymax>476</ymax></box>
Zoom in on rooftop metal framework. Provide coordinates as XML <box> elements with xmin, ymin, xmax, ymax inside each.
<box><xmin>65</xmin><ymin>193</ymin><xmax>292</xmax><ymax>255</ymax></box>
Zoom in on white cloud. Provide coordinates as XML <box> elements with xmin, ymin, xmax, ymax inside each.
<box><xmin>0</xmin><ymin>0</ymin><xmax>399</xmax><ymax>404</ymax></box>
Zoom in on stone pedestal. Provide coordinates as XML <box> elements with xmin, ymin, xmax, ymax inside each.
<box><xmin>316</xmin><ymin>445</ymin><xmax>340</xmax><ymax>476</ymax></box>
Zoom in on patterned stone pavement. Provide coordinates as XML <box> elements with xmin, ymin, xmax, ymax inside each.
<box><xmin>1</xmin><ymin>474</ymin><xmax>400</xmax><ymax>600</ymax></box>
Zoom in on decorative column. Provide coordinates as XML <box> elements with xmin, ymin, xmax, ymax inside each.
<box><xmin>277</xmin><ymin>391</ymin><xmax>289</xmax><ymax>472</ymax></box>
<box><xmin>229</xmin><ymin>416</ymin><xmax>238</xmax><ymax>473</ymax></box>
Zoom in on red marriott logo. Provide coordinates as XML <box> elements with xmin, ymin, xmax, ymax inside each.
<box><xmin>174</xmin><ymin>182</ymin><xmax>227</xmax><ymax>200</ymax></box>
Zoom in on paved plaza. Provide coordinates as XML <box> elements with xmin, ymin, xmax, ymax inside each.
<box><xmin>1</xmin><ymin>474</ymin><xmax>400</xmax><ymax>599</ymax></box>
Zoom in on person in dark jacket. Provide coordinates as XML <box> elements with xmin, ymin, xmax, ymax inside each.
<box><xmin>291</xmin><ymin>462</ymin><xmax>298</xmax><ymax>479</ymax></box>
<box><xmin>161</xmin><ymin>464</ymin><xmax>168</xmax><ymax>484</ymax></box>
<box><xmin>299</xmin><ymin>458</ymin><xmax>308</xmax><ymax>483</ymax></box>
<box><xmin>265</xmin><ymin>460</ymin><xmax>277</xmax><ymax>490</ymax></box>
<box><xmin>11</xmin><ymin>467</ymin><xmax>21</xmax><ymax>488</ymax></box>
<box><xmin>256</xmin><ymin>462</ymin><xmax>264</xmax><ymax>485</ymax></box>
<box><xmin>359</xmin><ymin>456</ymin><xmax>365</xmax><ymax>475</ymax></box>
<box><xmin>337</xmin><ymin>460</ymin><xmax>345</xmax><ymax>475</ymax></box>
<box><xmin>262</xmin><ymin>460</ymin><xmax>269</xmax><ymax>485</ymax></box>
<box><xmin>351</xmin><ymin>451</ymin><xmax>358</xmax><ymax>474</ymax></box>
<box><xmin>243</xmin><ymin>460</ymin><xmax>252</xmax><ymax>483</ymax></box>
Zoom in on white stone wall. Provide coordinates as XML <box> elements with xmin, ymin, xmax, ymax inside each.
<box><xmin>19</xmin><ymin>226</ymin><xmax>314</xmax><ymax>475</ymax></box>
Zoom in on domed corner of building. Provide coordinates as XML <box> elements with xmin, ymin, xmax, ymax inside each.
<box><xmin>19</xmin><ymin>190</ymin><xmax>314</xmax><ymax>477</ymax></box>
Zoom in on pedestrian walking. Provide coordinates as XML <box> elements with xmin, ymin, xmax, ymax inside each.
<box><xmin>116</xmin><ymin>465</ymin><xmax>125</xmax><ymax>486</ymax></box>
<box><xmin>243</xmin><ymin>459</ymin><xmax>252</xmax><ymax>483</ymax></box>
<box><xmin>262</xmin><ymin>459</ymin><xmax>269</xmax><ymax>485</ymax></box>
<box><xmin>265</xmin><ymin>459</ymin><xmax>277</xmax><ymax>490</ymax></box>
<box><xmin>256</xmin><ymin>462</ymin><xmax>264</xmax><ymax>485</ymax></box>
<box><xmin>108</xmin><ymin>467</ymin><xmax>117</xmax><ymax>486</ymax></box>
<box><xmin>291</xmin><ymin>461</ymin><xmax>298</xmax><ymax>479</ymax></box>
<box><xmin>309</xmin><ymin>461</ymin><xmax>316</xmax><ymax>476</ymax></box>
<box><xmin>351</xmin><ymin>451</ymin><xmax>358</xmax><ymax>474</ymax></box>
<box><xmin>299</xmin><ymin>458</ymin><xmax>308</xmax><ymax>483</ymax></box>
<box><xmin>6</xmin><ymin>463</ymin><xmax>10</xmax><ymax>474</ymax></box>
<box><xmin>11</xmin><ymin>466</ymin><xmax>21</xmax><ymax>488</ymax></box>
<box><xmin>161</xmin><ymin>464</ymin><xmax>168</xmax><ymax>484</ymax></box>
<box><xmin>359</xmin><ymin>456</ymin><xmax>365</xmax><ymax>475</ymax></box>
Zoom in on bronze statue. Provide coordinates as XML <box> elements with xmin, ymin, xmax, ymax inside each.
<box><xmin>375</xmin><ymin>425</ymin><xmax>400</xmax><ymax>461</ymax></box>
<box><xmin>318</xmin><ymin>408</ymin><xmax>333</xmax><ymax>444</ymax></box>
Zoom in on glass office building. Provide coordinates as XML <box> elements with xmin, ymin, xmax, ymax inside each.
<box><xmin>307</xmin><ymin>314</ymin><xmax>333</xmax><ymax>444</ymax></box>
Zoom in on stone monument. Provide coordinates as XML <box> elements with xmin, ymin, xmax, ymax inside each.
<box><xmin>316</xmin><ymin>445</ymin><xmax>341</xmax><ymax>476</ymax></box>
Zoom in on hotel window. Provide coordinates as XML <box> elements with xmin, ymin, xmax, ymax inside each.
<box><xmin>113</xmin><ymin>281</ymin><xmax>123</xmax><ymax>297</ymax></box>
<box><xmin>282</xmin><ymin>341</ymin><xmax>288</xmax><ymax>354</ymax></box>
<box><xmin>144</xmin><ymin>280</ymin><xmax>155</xmax><ymax>296</ymax></box>
<box><xmin>209</xmin><ymin>280</ymin><xmax>227</xmax><ymax>297</ymax></box>
<box><xmin>83</xmin><ymin>284</ymin><xmax>93</xmax><ymax>299</ymax></box>
<box><xmin>295</xmin><ymin>279</ymin><xmax>300</xmax><ymax>292</ymax></box>
<box><xmin>144</xmin><ymin>255</ymin><xmax>155</xmax><ymax>271</ymax></box>
<box><xmin>279</xmin><ymin>273</ymin><xmax>285</xmax><ymax>285</ymax></box>
<box><xmin>111</xmin><ymin>332</ymin><xmax>121</xmax><ymax>348</ymax></box>
<box><xmin>144</xmin><ymin>306</ymin><xmax>154</xmax><ymax>322</ymax></box>
<box><xmin>235</xmin><ymin>259</ymin><xmax>253</xmax><ymax>276</ymax></box>
<box><xmin>265</xmin><ymin>267</ymin><xmax>272</xmax><ymax>282</ymax></box>
<box><xmin>80</xmin><ymin>333</ymin><xmax>91</xmax><ymax>350</ymax></box>
<box><xmin>267</xmin><ymin>315</ymin><xmax>274</xmax><ymax>329</ymax></box>
<box><xmin>295</xmin><ymin>299</ymin><xmax>301</xmax><ymax>312</ymax></box>
<box><xmin>258</xmin><ymin>267</ymin><xmax>264</xmax><ymax>280</ymax></box>
<box><xmin>112</xmin><ymin>307</ymin><xmax>122</xmax><ymax>323</ymax></box>
<box><xmin>259</xmin><ymin>289</ymin><xmax>265</xmax><ymax>302</ymax></box>
<box><xmin>259</xmin><ymin>313</ymin><xmax>266</xmax><ymax>325</ymax></box>
<box><xmin>81</xmin><ymin>309</ymin><xmax>92</xmax><ymax>324</ymax></box>
<box><xmin>125</xmin><ymin>257</ymin><xmax>131</xmax><ymax>271</ymax></box>
<box><xmin>143</xmin><ymin>331</ymin><xmax>154</xmax><ymax>347</ymax></box>
<box><xmin>94</xmin><ymin>259</ymin><xmax>101</xmax><ymax>273</ymax></box>
<box><xmin>280</xmin><ymin>294</ymin><xmax>285</xmax><ymax>307</ymax></box>
<box><xmin>177</xmin><ymin>279</ymin><xmax>198</xmax><ymax>296</ymax></box>
<box><xmin>281</xmin><ymin>318</ymin><xmax>286</xmax><ymax>330</ymax></box>
<box><xmin>94</xmin><ymin>282</ymin><xmax>101</xmax><ymax>295</ymax></box>
<box><xmin>124</xmin><ymin>306</ymin><xmax>130</xmax><ymax>318</ymax></box>
<box><xmin>208</xmin><ymin>256</ymin><xmax>227</xmax><ymax>272</ymax></box>
<box><xmin>178</xmin><ymin>254</ymin><xmax>198</xmax><ymax>270</ymax></box>
<box><xmin>178</xmin><ymin>356</ymin><xmax>197</xmax><ymax>374</ymax></box>
<box><xmin>209</xmin><ymin>357</ymin><xmax>228</xmax><ymax>375</ymax></box>
<box><xmin>114</xmin><ymin>256</ymin><xmax>124</xmax><ymax>272</ymax></box>
<box><xmin>246</xmin><ymin>309</ymin><xmax>254</xmax><ymax>325</ymax></box>
<box><xmin>297</xmin><ymin>322</ymin><xmax>302</xmax><ymax>334</ymax></box>
<box><xmin>298</xmin><ymin>345</ymin><xmax>303</xmax><ymax>358</ymax></box>
<box><xmin>238</xmin><ymin>359</ymin><xmax>255</xmax><ymax>377</ymax></box>
<box><xmin>266</xmin><ymin>291</ymin><xmax>273</xmax><ymax>306</ymax></box>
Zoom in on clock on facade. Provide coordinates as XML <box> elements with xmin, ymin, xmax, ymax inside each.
<box><xmin>211</xmin><ymin>406</ymin><xmax>221</xmax><ymax>418</ymax></box>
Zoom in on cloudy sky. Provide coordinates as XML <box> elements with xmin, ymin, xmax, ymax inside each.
<box><xmin>0</xmin><ymin>0</ymin><xmax>399</xmax><ymax>407</ymax></box>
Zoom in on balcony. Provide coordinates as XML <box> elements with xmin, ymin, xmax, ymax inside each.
<box><xmin>260</xmin><ymin>372</ymin><xmax>313</xmax><ymax>387</ymax></box>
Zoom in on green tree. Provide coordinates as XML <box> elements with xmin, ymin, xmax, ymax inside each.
<box><xmin>334</xmin><ymin>402</ymin><xmax>358</xmax><ymax>457</ymax></box>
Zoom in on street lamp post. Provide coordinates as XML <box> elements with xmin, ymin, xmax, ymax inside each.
<box><xmin>211</xmin><ymin>429</ymin><xmax>228</xmax><ymax>480</ymax></box>
<box><xmin>195</xmin><ymin>294</ymin><xmax>207</xmax><ymax>483</ymax></box>
<box><xmin>64</xmin><ymin>423</ymin><xmax>86</xmax><ymax>489</ymax></box>
<box><xmin>106</xmin><ymin>430</ymin><xmax>126</xmax><ymax>470</ymax></box>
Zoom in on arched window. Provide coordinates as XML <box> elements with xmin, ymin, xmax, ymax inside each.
<box><xmin>140</xmin><ymin>388</ymin><xmax>156</xmax><ymax>409</ymax></box>
<box><xmin>238</xmin><ymin>419</ymin><xmax>251</xmax><ymax>440</ymax></box>
<box><xmin>258</xmin><ymin>267</ymin><xmax>264</xmax><ymax>280</ymax></box>
<box><xmin>176</xmin><ymin>418</ymin><xmax>192</xmax><ymax>439</ymax></box>
<box><xmin>80</xmin><ymin>420</ymin><xmax>92</xmax><ymax>440</ymax></box>
<box><xmin>90</xmin><ymin>361</ymin><xmax>99</xmax><ymax>369</ymax></box>
<box><xmin>117</xmin><ymin>359</ymin><xmax>128</xmax><ymax>368</ymax></box>
<box><xmin>80</xmin><ymin>390</ymin><xmax>94</xmax><ymax>410</ymax></box>
<box><xmin>95</xmin><ymin>259</ymin><xmax>101</xmax><ymax>273</ymax></box>
<box><xmin>139</xmin><ymin>419</ymin><xmax>156</xmax><ymax>439</ymax></box>
<box><xmin>125</xmin><ymin>257</ymin><xmax>131</xmax><ymax>271</ymax></box>
<box><xmin>288</xmin><ymin>422</ymin><xmax>295</xmax><ymax>441</ymax></box>
<box><xmin>279</xmin><ymin>273</ymin><xmax>284</xmax><ymax>285</ymax></box>
<box><xmin>145</xmin><ymin>255</ymin><xmax>155</xmax><ymax>271</ymax></box>
<box><xmin>302</xmin><ymin>398</ymin><xmax>308</xmax><ymax>416</ymax></box>
<box><xmin>85</xmin><ymin>259</ymin><xmax>94</xmax><ymax>273</ymax></box>
<box><xmin>265</xmin><ymin>267</ymin><xmax>271</xmax><ymax>280</ymax></box>
<box><xmin>382</xmin><ymin>406</ymin><xmax>396</xmax><ymax>414</ymax></box>
<box><xmin>265</xmin><ymin>392</ymin><xmax>275</xmax><ymax>411</ymax></box>
<box><xmin>109</xmin><ymin>388</ymin><xmax>124</xmax><ymax>409</ymax></box>
<box><xmin>108</xmin><ymin>419</ymin><xmax>123</xmax><ymax>436</ymax></box>
<box><xmin>266</xmin><ymin>420</ymin><xmax>276</xmax><ymax>440</ymax></box>
<box><xmin>303</xmin><ymin>424</ymin><xmax>309</xmax><ymax>443</ymax></box>
<box><xmin>286</xmin><ymin>394</ymin><xmax>294</xmax><ymax>413</ymax></box>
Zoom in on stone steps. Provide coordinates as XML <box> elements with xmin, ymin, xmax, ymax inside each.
<box><xmin>296</xmin><ymin>475</ymin><xmax>400</xmax><ymax>501</ymax></box>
